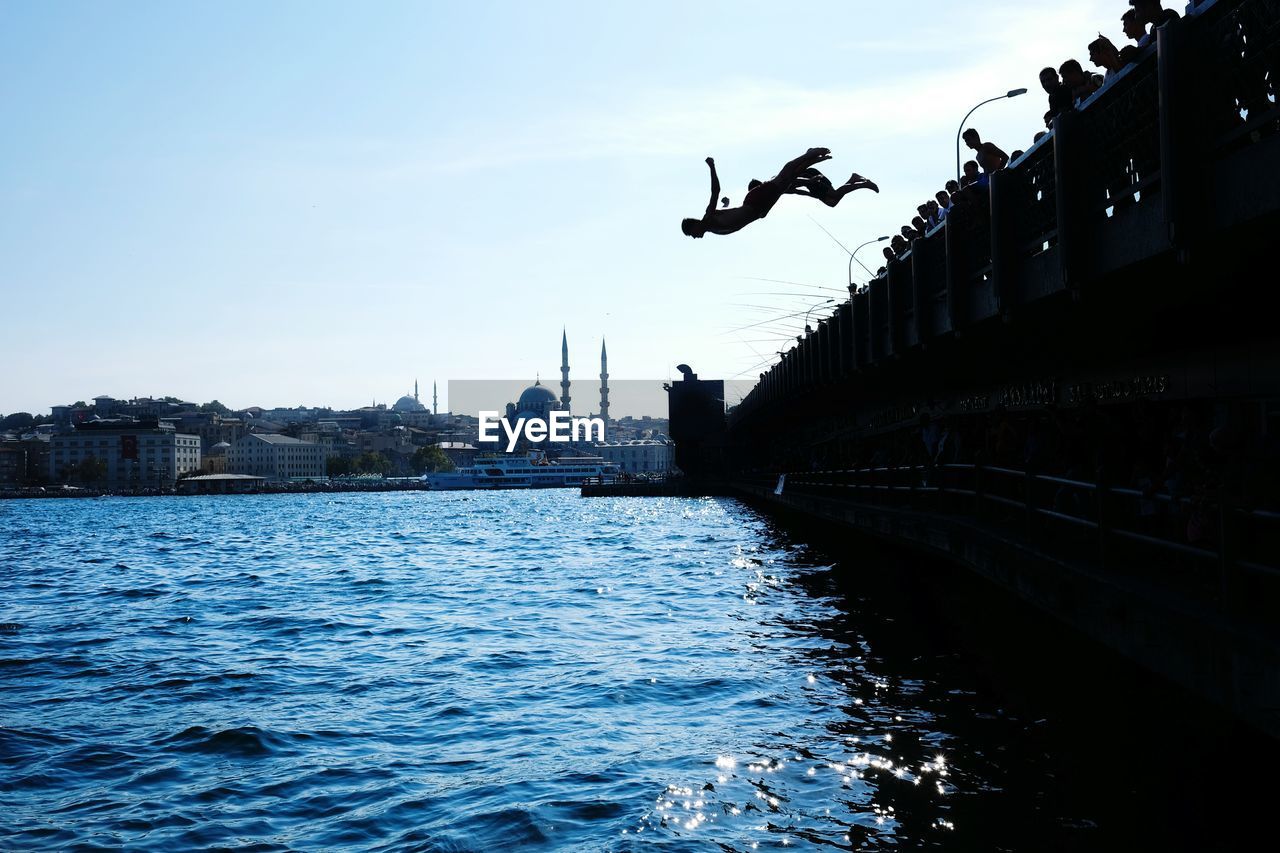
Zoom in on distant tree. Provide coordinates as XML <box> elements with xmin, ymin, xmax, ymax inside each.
<box><xmin>326</xmin><ymin>456</ymin><xmax>354</xmax><ymax>477</ymax></box>
<box><xmin>1</xmin><ymin>413</ymin><xmax>35</xmax><ymax>430</ymax></box>
<box><xmin>70</xmin><ymin>401</ymin><xmax>88</xmax><ymax>408</ymax></box>
<box><xmin>353</xmin><ymin>451</ymin><xmax>392</xmax><ymax>476</ymax></box>
<box><xmin>410</xmin><ymin>445</ymin><xmax>455</xmax><ymax>475</ymax></box>
<box><xmin>161</xmin><ymin>396</ymin><xmax>184</xmax><ymax>404</ymax></box>
<box><xmin>199</xmin><ymin>400</ymin><xmax>231</xmax><ymax>415</ymax></box>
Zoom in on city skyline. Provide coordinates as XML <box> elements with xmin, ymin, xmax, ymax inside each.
<box><xmin>3</xmin><ymin>1</ymin><xmax>1116</xmax><ymax>412</ymax></box>
<box><xmin>3</xmin><ymin>327</ymin><xmax>687</xmax><ymax>419</ymax></box>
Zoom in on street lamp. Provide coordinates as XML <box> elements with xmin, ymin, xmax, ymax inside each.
<box><xmin>849</xmin><ymin>235</ymin><xmax>891</xmax><ymax>287</ymax></box>
<box><xmin>804</xmin><ymin>298</ymin><xmax>835</xmax><ymax>332</ymax></box>
<box><xmin>956</xmin><ymin>88</ymin><xmax>1028</xmax><ymax>185</ymax></box>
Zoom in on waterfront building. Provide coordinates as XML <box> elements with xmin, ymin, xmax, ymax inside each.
<box><xmin>299</xmin><ymin>420</ymin><xmax>346</xmax><ymax>453</ymax></box>
<box><xmin>50</xmin><ymin>404</ymin><xmax>92</xmax><ymax>429</ymax></box>
<box><xmin>0</xmin><ymin>442</ymin><xmax>25</xmax><ymax>488</ymax></box>
<box><xmin>48</xmin><ymin>420</ymin><xmax>201</xmax><ymax>488</ymax></box>
<box><xmin>165</xmin><ymin>411</ymin><xmax>248</xmax><ymax>453</ymax></box>
<box><xmin>437</xmin><ymin>441</ymin><xmax>478</xmax><ymax>468</ymax></box>
<box><xmin>176</xmin><ymin>473</ymin><xmax>268</xmax><ymax>495</ymax></box>
<box><xmin>19</xmin><ymin>436</ymin><xmax>49</xmax><ymax>485</ymax></box>
<box><xmin>595</xmin><ymin>439</ymin><xmax>674</xmax><ymax>475</ymax></box>
<box><xmin>201</xmin><ymin>441</ymin><xmax>231</xmax><ymax>474</ymax></box>
<box><xmin>226</xmin><ymin>433</ymin><xmax>325</xmax><ymax>482</ymax></box>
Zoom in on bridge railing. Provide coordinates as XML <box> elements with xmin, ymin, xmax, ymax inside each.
<box><xmin>1197</xmin><ymin>0</ymin><xmax>1280</xmax><ymax>151</ymax></box>
<box><xmin>759</xmin><ymin>463</ymin><xmax>1280</xmax><ymax>623</ymax></box>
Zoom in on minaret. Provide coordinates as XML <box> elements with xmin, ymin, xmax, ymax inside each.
<box><xmin>599</xmin><ymin>338</ymin><xmax>610</xmax><ymax>439</ymax></box>
<box><xmin>560</xmin><ymin>329</ymin><xmax>572</xmax><ymax>411</ymax></box>
<box><xmin>414</xmin><ymin>379</ymin><xmax>419</xmax><ymax>403</ymax></box>
<box><xmin>432</xmin><ymin>381</ymin><xmax>438</xmax><ymax>415</ymax></box>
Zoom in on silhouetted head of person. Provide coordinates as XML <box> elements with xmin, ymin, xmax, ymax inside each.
<box><xmin>1089</xmin><ymin>35</ymin><xmax>1121</xmax><ymax>71</ymax></box>
<box><xmin>1034</xmin><ymin>130</ymin><xmax>1048</xmax><ymax>143</ymax></box>
<box><xmin>935</xmin><ymin>190</ymin><xmax>951</xmax><ymax>207</ymax></box>
<box><xmin>945</xmin><ymin>180</ymin><xmax>960</xmax><ymax>194</ymax></box>
<box><xmin>912</xmin><ymin>216</ymin><xmax>927</xmax><ymax>232</ymax></box>
<box><xmin>747</xmin><ymin>179</ymin><xmax>763</xmax><ymax>191</ymax></box>
<box><xmin>963</xmin><ymin>160</ymin><xmax>980</xmax><ymax>180</ymax></box>
<box><xmin>1010</xmin><ymin>149</ymin><xmax>1024</xmax><ymax>162</ymax></box>
<box><xmin>1130</xmin><ymin>0</ymin><xmax>1164</xmax><ymax>25</ymax></box>
<box><xmin>890</xmin><ymin>235</ymin><xmax>908</xmax><ymax>253</ymax></box>
<box><xmin>926</xmin><ymin>199</ymin><xmax>940</xmax><ymax>216</ymax></box>
<box><xmin>962</xmin><ymin>128</ymin><xmax>982</xmax><ymax>151</ymax></box>
<box><xmin>1039</xmin><ymin>67</ymin><xmax>1061</xmax><ymax>93</ymax></box>
<box><xmin>882</xmin><ymin>246</ymin><xmax>895</xmax><ymax>262</ymax></box>
<box><xmin>1044</xmin><ymin>110</ymin><xmax>1055</xmax><ymax>129</ymax></box>
<box><xmin>1059</xmin><ymin>59</ymin><xmax>1087</xmax><ymax>89</ymax></box>
<box><xmin>917</xmin><ymin>203</ymin><xmax>929</xmax><ymax>217</ymax></box>
<box><xmin>682</xmin><ymin>218</ymin><xmax>707</xmax><ymax>238</ymax></box>
<box><xmin>1122</xmin><ymin>8</ymin><xmax>1146</xmax><ymax>41</ymax></box>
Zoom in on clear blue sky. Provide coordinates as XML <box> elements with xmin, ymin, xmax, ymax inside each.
<box><xmin>1</xmin><ymin>0</ymin><xmax>1117</xmax><ymax>414</ymax></box>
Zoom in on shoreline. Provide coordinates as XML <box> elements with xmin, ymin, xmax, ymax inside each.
<box><xmin>0</xmin><ymin>480</ymin><xmax>434</xmax><ymax>500</ymax></box>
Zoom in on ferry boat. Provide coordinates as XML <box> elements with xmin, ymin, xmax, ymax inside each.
<box><xmin>424</xmin><ymin>451</ymin><xmax>619</xmax><ymax>491</ymax></box>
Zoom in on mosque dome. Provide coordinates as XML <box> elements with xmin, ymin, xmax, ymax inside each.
<box><xmin>393</xmin><ymin>394</ymin><xmax>426</xmax><ymax>413</ymax></box>
<box><xmin>517</xmin><ymin>381</ymin><xmax>557</xmax><ymax>408</ymax></box>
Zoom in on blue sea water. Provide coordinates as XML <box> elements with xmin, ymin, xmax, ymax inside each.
<box><xmin>0</xmin><ymin>491</ymin><xmax>1237</xmax><ymax>850</ymax></box>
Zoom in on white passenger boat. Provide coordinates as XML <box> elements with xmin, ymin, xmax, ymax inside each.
<box><xmin>424</xmin><ymin>452</ymin><xmax>619</xmax><ymax>491</ymax></box>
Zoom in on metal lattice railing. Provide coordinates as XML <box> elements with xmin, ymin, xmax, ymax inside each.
<box><xmin>1015</xmin><ymin>141</ymin><xmax>1058</xmax><ymax>255</ymax></box>
<box><xmin>1076</xmin><ymin>57</ymin><xmax>1162</xmax><ymax>214</ymax></box>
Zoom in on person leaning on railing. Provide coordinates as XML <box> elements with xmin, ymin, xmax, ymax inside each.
<box><xmin>1088</xmin><ymin>35</ymin><xmax>1126</xmax><ymax>81</ymax></box>
<box><xmin>1129</xmin><ymin>0</ymin><xmax>1179</xmax><ymax>43</ymax></box>
<box><xmin>1040</xmin><ymin>66</ymin><xmax>1074</xmax><ymax>121</ymax></box>
<box><xmin>935</xmin><ymin>190</ymin><xmax>952</xmax><ymax>219</ymax></box>
<box><xmin>1120</xmin><ymin>8</ymin><xmax>1148</xmax><ymax>62</ymax></box>
<box><xmin>1059</xmin><ymin>58</ymin><xmax>1102</xmax><ymax>105</ymax></box>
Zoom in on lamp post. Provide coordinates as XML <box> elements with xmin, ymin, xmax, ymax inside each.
<box><xmin>849</xmin><ymin>235</ymin><xmax>891</xmax><ymax>288</ymax></box>
<box><xmin>956</xmin><ymin>88</ymin><xmax>1028</xmax><ymax>185</ymax></box>
<box><xmin>804</xmin><ymin>298</ymin><xmax>835</xmax><ymax>332</ymax></box>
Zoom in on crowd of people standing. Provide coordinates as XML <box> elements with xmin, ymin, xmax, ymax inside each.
<box><xmin>878</xmin><ymin>0</ymin><xmax>1191</xmax><ymax>273</ymax></box>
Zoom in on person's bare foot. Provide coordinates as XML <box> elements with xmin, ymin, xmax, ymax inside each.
<box><xmin>848</xmin><ymin>172</ymin><xmax>879</xmax><ymax>193</ymax></box>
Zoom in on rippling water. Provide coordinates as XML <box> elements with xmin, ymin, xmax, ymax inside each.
<box><xmin>0</xmin><ymin>491</ymin><xmax>1265</xmax><ymax>850</ymax></box>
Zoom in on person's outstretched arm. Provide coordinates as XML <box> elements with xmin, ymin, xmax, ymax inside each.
<box><xmin>705</xmin><ymin>157</ymin><xmax>721</xmax><ymax>217</ymax></box>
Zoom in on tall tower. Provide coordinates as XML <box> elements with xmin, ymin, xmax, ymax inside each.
<box><xmin>560</xmin><ymin>329</ymin><xmax>572</xmax><ymax>411</ymax></box>
<box><xmin>432</xmin><ymin>381</ymin><xmax>438</xmax><ymax>415</ymax></box>
<box><xmin>599</xmin><ymin>338</ymin><xmax>610</xmax><ymax>438</ymax></box>
<box><xmin>414</xmin><ymin>379</ymin><xmax>419</xmax><ymax>403</ymax></box>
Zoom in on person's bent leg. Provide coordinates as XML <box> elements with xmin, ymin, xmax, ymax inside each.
<box><xmin>775</xmin><ymin>148</ymin><xmax>832</xmax><ymax>186</ymax></box>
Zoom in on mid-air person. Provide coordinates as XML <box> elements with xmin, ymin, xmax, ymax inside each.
<box><xmin>681</xmin><ymin>148</ymin><xmax>876</xmax><ymax>238</ymax></box>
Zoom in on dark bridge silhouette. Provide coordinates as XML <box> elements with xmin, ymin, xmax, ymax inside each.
<box><xmin>674</xmin><ymin>0</ymin><xmax>1280</xmax><ymax>738</ymax></box>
